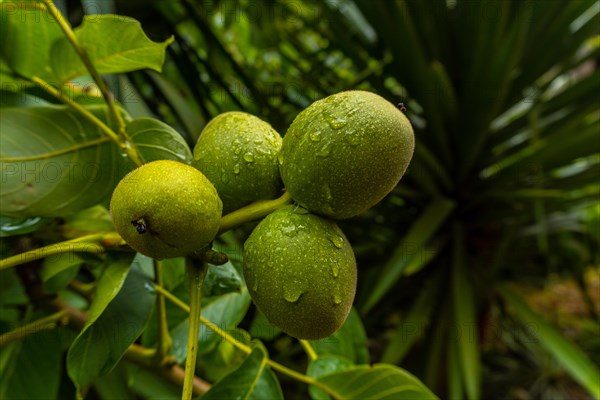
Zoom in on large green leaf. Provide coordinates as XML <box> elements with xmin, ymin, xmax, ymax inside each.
<box><xmin>51</xmin><ymin>15</ymin><xmax>173</xmax><ymax>83</ymax></box>
<box><xmin>67</xmin><ymin>254</ymin><xmax>155</xmax><ymax>391</ymax></box>
<box><xmin>0</xmin><ymin>107</ymin><xmax>192</xmax><ymax>217</ymax></box>
<box><xmin>200</xmin><ymin>346</ymin><xmax>283</xmax><ymax>400</ymax></box>
<box><xmin>0</xmin><ymin>0</ymin><xmax>62</xmax><ymax>82</ymax></box>
<box><xmin>0</xmin><ymin>105</ymin><xmax>122</xmax><ymax>217</ymax></box>
<box><xmin>314</xmin><ymin>364</ymin><xmax>438</xmax><ymax>400</ymax></box>
<box><xmin>498</xmin><ymin>284</ymin><xmax>600</xmax><ymax>398</ymax></box>
<box><xmin>126</xmin><ymin>117</ymin><xmax>192</xmax><ymax>165</ymax></box>
<box><xmin>307</xmin><ymin>355</ymin><xmax>353</xmax><ymax>400</ymax></box>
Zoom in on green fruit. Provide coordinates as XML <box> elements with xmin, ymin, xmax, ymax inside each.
<box><xmin>110</xmin><ymin>160</ymin><xmax>222</xmax><ymax>260</ymax></box>
<box><xmin>193</xmin><ymin>112</ymin><xmax>283</xmax><ymax>213</ymax></box>
<box><xmin>243</xmin><ymin>205</ymin><xmax>357</xmax><ymax>340</ymax></box>
<box><xmin>280</xmin><ymin>90</ymin><xmax>415</xmax><ymax>219</ymax></box>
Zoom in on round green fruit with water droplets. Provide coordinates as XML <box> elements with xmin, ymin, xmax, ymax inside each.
<box><xmin>280</xmin><ymin>90</ymin><xmax>415</xmax><ymax>219</ymax></box>
<box><xmin>243</xmin><ymin>205</ymin><xmax>357</xmax><ymax>340</ymax></box>
<box><xmin>110</xmin><ymin>160</ymin><xmax>222</xmax><ymax>260</ymax></box>
<box><xmin>193</xmin><ymin>112</ymin><xmax>283</xmax><ymax>213</ymax></box>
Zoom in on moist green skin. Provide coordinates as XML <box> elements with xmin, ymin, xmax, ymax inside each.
<box><xmin>243</xmin><ymin>205</ymin><xmax>357</xmax><ymax>340</ymax></box>
<box><xmin>280</xmin><ymin>90</ymin><xmax>415</xmax><ymax>219</ymax></box>
<box><xmin>193</xmin><ymin>112</ymin><xmax>283</xmax><ymax>213</ymax></box>
<box><xmin>110</xmin><ymin>160</ymin><xmax>222</xmax><ymax>260</ymax></box>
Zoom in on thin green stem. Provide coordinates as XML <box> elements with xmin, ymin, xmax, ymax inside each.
<box><xmin>182</xmin><ymin>261</ymin><xmax>207</xmax><ymax>400</ymax></box>
<box><xmin>153</xmin><ymin>284</ymin><xmax>339</xmax><ymax>398</ymax></box>
<box><xmin>153</xmin><ymin>284</ymin><xmax>252</xmax><ymax>354</ymax></box>
<box><xmin>39</xmin><ymin>0</ymin><xmax>143</xmax><ymax>166</ymax></box>
<box><xmin>0</xmin><ymin>310</ymin><xmax>68</xmax><ymax>347</ymax></box>
<box><xmin>154</xmin><ymin>260</ymin><xmax>172</xmax><ymax>360</ymax></box>
<box><xmin>0</xmin><ymin>232</ymin><xmax>123</xmax><ymax>271</ymax></box>
<box><xmin>31</xmin><ymin>76</ymin><xmax>121</xmax><ymax>143</ymax></box>
<box><xmin>218</xmin><ymin>191</ymin><xmax>293</xmax><ymax>234</ymax></box>
<box><xmin>300</xmin><ymin>340</ymin><xmax>318</xmax><ymax>361</ymax></box>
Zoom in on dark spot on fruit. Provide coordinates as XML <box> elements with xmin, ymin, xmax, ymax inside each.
<box><xmin>131</xmin><ymin>218</ymin><xmax>147</xmax><ymax>234</ymax></box>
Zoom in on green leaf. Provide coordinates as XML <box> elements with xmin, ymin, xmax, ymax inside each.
<box><xmin>1</xmin><ymin>327</ymin><xmax>63</xmax><ymax>399</ymax></box>
<box><xmin>310</xmin><ymin>308</ymin><xmax>369</xmax><ymax>364</ymax></box>
<box><xmin>0</xmin><ymin>108</ymin><xmax>193</xmax><ymax>218</ymax></box>
<box><xmin>0</xmin><ymin>0</ymin><xmax>62</xmax><ymax>81</ymax></box>
<box><xmin>381</xmin><ymin>271</ymin><xmax>443</xmax><ymax>364</ymax></box>
<box><xmin>169</xmin><ymin>283</ymin><xmax>251</xmax><ymax>362</ymax></box>
<box><xmin>126</xmin><ymin>117</ymin><xmax>192</xmax><ymax>165</ymax></box>
<box><xmin>307</xmin><ymin>355</ymin><xmax>353</xmax><ymax>400</ymax></box>
<box><xmin>0</xmin><ymin>89</ymin><xmax>48</xmax><ymax>107</ymax></box>
<box><xmin>67</xmin><ymin>254</ymin><xmax>155</xmax><ymax>390</ymax></box>
<box><xmin>451</xmin><ymin>223</ymin><xmax>480</xmax><ymax>400</ymax></box>
<box><xmin>498</xmin><ymin>284</ymin><xmax>600</xmax><ymax>399</ymax></box>
<box><xmin>0</xmin><ymin>105</ymin><xmax>122</xmax><ymax>217</ymax></box>
<box><xmin>315</xmin><ymin>363</ymin><xmax>438</xmax><ymax>400</ymax></box>
<box><xmin>362</xmin><ymin>198</ymin><xmax>454</xmax><ymax>313</ymax></box>
<box><xmin>42</xmin><ymin>258</ymin><xmax>81</xmax><ymax>293</ymax></box>
<box><xmin>203</xmin><ymin>261</ymin><xmax>243</xmax><ymax>297</ymax></box>
<box><xmin>51</xmin><ymin>15</ymin><xmax>173</xmax><ymax>83</ymax></box>
<box><xmin>200</xmin><ymin>346</ymin><xmax>283</xmax><ymax>400</ymax></box>
<box><xmin>0</xmin><ymin>215</ymin><xmax>46</xmax><ymax>237</ymax></box>
<box><xmin>196</xmin><ymin>328</ymin><xmax>250</xmax><ymax>383</ymax></box>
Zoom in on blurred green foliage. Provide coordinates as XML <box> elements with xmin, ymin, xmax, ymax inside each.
<box><xmin>112</xmin><ymin>1</ymin><xmax>600</xmax><ymax>398</ymax></box>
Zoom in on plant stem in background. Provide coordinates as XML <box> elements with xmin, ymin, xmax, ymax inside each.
<box><xmin>182</xmin><ymin>261</ymin><xmax>208</xmax><ymax>400</ymax></box>
<box><xmin>218</xmin><ymin>191</ymin><xmax>292</xmax><ymax>234</ymax></box>
<box><xmin>300</xmin><ymin>340</ymin><xmax>318</xmax><ymax>361</ymax></box>
<box><xmin>153</xmin><ymin>284</ymin><xmax>339</xmax><ymax>398</ymax></box>
<box><xmin>40</xmin><ymin>0</ymin><xmax>143</xmax><ymax>166</ymax></box>
<box><xmin>154</xmin><ymin>260</ymin><xmax>173</xmax><ymax>361</ymax></box>
<box><xmin>0</xmin><ymin>232</ymin><xmax>124</xmax><ymax>271</ymax></box>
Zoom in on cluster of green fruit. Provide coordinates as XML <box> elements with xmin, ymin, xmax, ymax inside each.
<box><xmin>110</xmin><ymin>91</ymin><xmax>415</xmax><ymax>339</ymax></box>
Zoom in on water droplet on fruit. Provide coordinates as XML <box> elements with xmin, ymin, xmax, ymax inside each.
<box><xmin>345</xmin><ymin>131</ymin><xmax>360</xmax><ymax>146</ymax></box>
<box><xmin>309</xmin><ymin>131</ymin><xmax>322</xmax><ymax>142</ymax></box>
<box><xmin>243</xmin><ymin>152</ymin><xmax>255</xmax><ymax>162</ymax></box>
<box><xmin>233</xmin><ymin>164</ymin><xmax>241</xmax><ymax>174</ymax></box>
<box><xmin>331</xmin><ymin>236</ymin><xmax>344</xmax><ymax>249</ymax></box>
<box><xmin>254</xmin><ymin>138</ymin><xmax>263</xmax><ymax>145</ymax></box>
<box><xmin>277</xmin><ymin>152</ymin><xmax>284</xmax><ymax>165</ymax></box>
<box><xmin>323</xmin><ymin>184</ymin><xmax>333</xmax><ymax>202</ymax></box>
<box><xmin>317</xmin><ymin>143</ymin><xmax>331</xmax><ymax>158</ymax></box>
<box><xmin>325</xmin><ymin>111</ymin><xmax>348</xmax><ymax>130</ymax></box>
<box><xmin>331</xmin><ymin>263</ymin><xmax>340</xmax><ymax>278</ymax></box>
<box><xmin>252</xmin><ymin>279</ymin><xmax>258</xmax><ymax>291</ymax></box>
<box><xmin>284</xmin><ymin>286</ymin><xmax>304</xmax><ymax>303</ymax></box>
<box><xmin>282</xmin><ymin>225</ymin><xmax>297</xmax><ymax>237</ymax></box>
<box><xmin>332</xmin><ymin>291</ymin><xmax>342</xmax><ymax>305</ymax></box>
